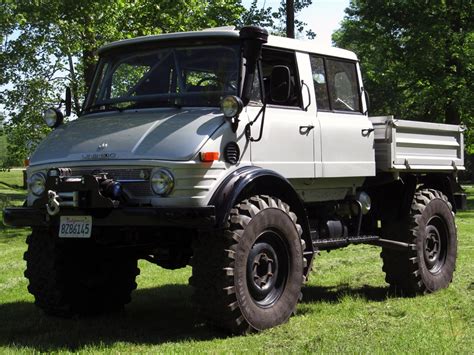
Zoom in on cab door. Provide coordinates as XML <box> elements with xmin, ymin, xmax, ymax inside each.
<box><xmin>309</xmin><ymin>55</ymin><xmax>375</xmax><ymax>178</ymax></box>
<box><xmin>248</xmin><ymin>49</ymin><xmax>315</xmax><ymax>178</ymax></box>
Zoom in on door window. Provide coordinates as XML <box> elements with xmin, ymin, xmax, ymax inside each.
<box><xmin>250</xmin><ymin>48</ymin><xmax>301</xmax><ymax>107</ymax></box>
<box><xmin>309</xmin><ymin>56</ymin><xmax>330</xmax><ymax>110</ymax></box>
<box><xmin>310</xmin><ymin>55</ymin><xmax>361</xmax><ymax>113</ymax></box>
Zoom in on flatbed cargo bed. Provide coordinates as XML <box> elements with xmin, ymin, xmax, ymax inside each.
<box><xmin>370</xmin><ymin>116</ymin><xmax>465</xmax><ymax>172</ymax></box>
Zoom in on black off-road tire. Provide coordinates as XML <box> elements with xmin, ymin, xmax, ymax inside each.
<box><xmin>24</xmin><ymin>228</ymin><xmax>140</xmax><ymax>316</ymax></box>
<box><xmin>381</xmin><ymin>189</ymin><xmax>457</xmax><ymax>295</ymax></box>
<box><xmin>190</xmin><ymin>195</ymin><xmax>305</xmax><ymax>334</ymax></box>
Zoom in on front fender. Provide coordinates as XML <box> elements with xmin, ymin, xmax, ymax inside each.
<box><xmin>209</xmin><ymin>166</ymin><xmax>314</xmax><ymax>276</ymax></box>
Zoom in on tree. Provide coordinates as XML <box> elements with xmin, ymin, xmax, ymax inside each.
<box><xmin>333</xmin><ymin>0</ymin><xmax>473</xmax><ymax>136</ymax></box>
<box><xmin>0</xmin><ymin>0</ymin><xmax>317</xmax><ymax>167</ymax></box>
<box><xmin>286</xmin><ymin>0</ymin><xmax>295</xmax><ymax>38</ymax></box>
<box><xmin>239</xmin><ymin>0</ymin><xmax>315</xmax><ymax>39</ymax></box>
<box><xmin>0</xmin><ymin>0</ymin><xmax>245</xmax><ymax>166</ymax></box>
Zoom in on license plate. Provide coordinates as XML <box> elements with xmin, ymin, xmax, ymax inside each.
<box><xmin>59</xmin><ymin>216</ymin><xmax>92</xmax><ymax>238</ymax></box>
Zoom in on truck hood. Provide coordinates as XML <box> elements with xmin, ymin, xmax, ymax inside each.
<box><xmin>30</xmin><ymin>108</ymin><xmax>224</xmax><ymax>166</ymax></box>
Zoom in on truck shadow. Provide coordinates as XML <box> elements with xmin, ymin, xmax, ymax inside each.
<box><xmin>0</xmin><ymin>283</ymin><xmax>394</xmax><ymax>351</ymax></box>
<box><xmin>301</xmin><ymin>284</ymin><xmax>392</xmax><ymax>304</ymax></box>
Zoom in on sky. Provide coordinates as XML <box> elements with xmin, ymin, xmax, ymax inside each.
<box><xmin>241</xmin><ymin>0</ymin><xmax>351</xmax><ymax>46</ymax></box>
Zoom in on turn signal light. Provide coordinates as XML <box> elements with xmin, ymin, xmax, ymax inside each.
<box><xmin>200</xmin><ymin>152</ymin><xmax>219</xmax><ymax>162</ymax></box>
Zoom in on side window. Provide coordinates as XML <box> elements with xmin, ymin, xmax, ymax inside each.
<box><xmin>326</xmin><ymin>59</ymin><xmax>361</xmax><ymax>112</ymax></box>
<box><xmin>309</xmin><ymin>55</ymin><xmax>361</xmax><ymax>113</ymax></box>
<box><xmin>309</xmin><ymin>56</ymin><xmax>330</xmax><ymax>110</ymax></box>
<box><xmin>250</xmin><ymin>48</ymin><xmax>301</xmax><ymax>107</ymax></box>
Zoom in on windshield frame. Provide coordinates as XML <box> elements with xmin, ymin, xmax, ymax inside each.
<box><xmin>82</xmin><ymin>39</ymin><xmax>242</xmax><ymax>115</ymax></box>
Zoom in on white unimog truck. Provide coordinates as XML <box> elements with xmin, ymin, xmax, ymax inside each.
<box><xmin>4</xmin><ymin>26</ymin><xmax>466</xmax><ymax>334</ymax></box>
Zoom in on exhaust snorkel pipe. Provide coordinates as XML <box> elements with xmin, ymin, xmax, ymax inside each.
<box><xmin>239</xmin><ymin>26</ymin><xmax>268</xmax><ymax>106</ymax></box>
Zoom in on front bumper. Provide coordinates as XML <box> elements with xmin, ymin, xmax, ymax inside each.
<box><xmin>3</xmin><ymin>206</ymin><xmax>216</xmax><ymax>228</ymax></box>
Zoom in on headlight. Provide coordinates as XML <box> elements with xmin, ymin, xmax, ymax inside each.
<box><xmin>220</xmin><ymin>95</ymin><xmax>243</xmax><ymax>118</ymax></box>
<box><xmin>28</xmin><ymin>172</ymin><xmax>46</xmax><ymax>196</ymax></box>
<box><xmin>151</xmin><ymin>168</ymin><xmax>174</xmax><ymax>196</ymax></box>
<box><xmin>43</xmin><ymin>108</ymin><xmax>64</xmax><ymax>128</ymax></box>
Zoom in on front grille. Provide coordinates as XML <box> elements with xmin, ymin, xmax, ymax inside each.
<box><xmin>69</xmin><ymin>167</ymin><xmax>152</xmax><ymax>198</ymax></box>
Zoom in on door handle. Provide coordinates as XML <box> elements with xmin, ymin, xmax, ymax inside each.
<box><xmin>361</xmin><ymin>128</ymin><xmax>375</xmax><ymax>137</ymax></box>
<box><xmin>299</xmin><ymin>125</ymin><xmax>314</xmax><ymax>135</ymax></box>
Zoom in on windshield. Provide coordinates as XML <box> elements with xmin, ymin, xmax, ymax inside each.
<box><xmin>84</xmin><ymin>44</ymin><xmax>240</xmax><ymax>113</ymax></box>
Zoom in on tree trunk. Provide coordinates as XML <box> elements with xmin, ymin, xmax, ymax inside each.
<box><xmin>445</xmin><ymin>101</ymin><xmax>460</xmax><ymax>125</ymax></box>
<box><xmin>443</xmin><ymin>0</ymin><xmax>463</xmax><ymax>125</ymax></box>
<box><xmin>286</xmin><ymin>0</ymin><xmax>295</xmax><ymax>38</ymax></box>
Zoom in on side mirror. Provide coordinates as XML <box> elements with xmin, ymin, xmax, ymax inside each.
<box><xmin>65</xmin><ymin>87</ymin><xmax>72</xmax><ymax>116</ymax></box>
<box><xmin>270</xmin><ymin>65</ymin><xmax>291</xmax><ymax>103</ymax></box>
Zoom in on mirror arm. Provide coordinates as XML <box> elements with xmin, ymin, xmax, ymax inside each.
<box><xmin>301</xmin><ymin>80</ymin><xmax>311</xmax><ymax>111</ymax></box>
<box><xmin>65</xmin><ymin>87</ymin><xmax>72</xmax><ymax>116</ymax></box>
<box><xmin>245</xmin><ymin>61</ymin><xmax>267</xmax><ymax>142</ymax></box>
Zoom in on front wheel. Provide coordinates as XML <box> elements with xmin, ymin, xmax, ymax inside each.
<box><xmin>191</xmin><ymin>195</ymin><xmax>304</xmax><ymax>334</ymax></box>
<box><xmin>381</xmin><ymin>189</ymin><xmax>457</xmax><ymax>294</ymax></box>
<box><xmin>24</xmin><ymin>228</ymin><xmax>140</xmax><ymax>316</ymax></box>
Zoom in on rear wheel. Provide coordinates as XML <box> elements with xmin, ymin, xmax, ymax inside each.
<box><xmin>191</xmin><ymin>195</ymin><xmax>304</xmax><ymax>334</ymax></box>
<box><xmin>24</xmin><ymin>228</ymin><xmax>139</xmax><ymax>316</ymax></box>
<box><xmin>381</xmin><ymin>189</ymin><xmax>457</xmax><ymax>294</ymax></box>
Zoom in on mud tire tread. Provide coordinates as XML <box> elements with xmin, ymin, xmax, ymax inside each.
<box><xmin>24</xmin><ymin>229</ymin><xmax>139</xmax><ymax>316</ymax></box>
<box><xmin>191</xmin><ymin>195</ymin><xmax>304</xmax><ymax>334</ymax></box>
<box><xmin>380</xmin><ymin>189</ymin><xmax>457</xmax><ymax>295</ymax></box>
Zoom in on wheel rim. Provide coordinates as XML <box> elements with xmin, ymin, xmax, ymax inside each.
<box><xmin>423</xmin><ymin>215</ymin><xmax>448</xmax><ymax>274</ymax></box>
<box><xmin>246</xmin><ymin>230</ymin><xmax>289</xmax><ymax>308</ymax></box>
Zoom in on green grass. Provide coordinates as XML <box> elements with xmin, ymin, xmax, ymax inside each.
<box><xmin>0</xmin><ymin>170</ymin><xmax>24</xmax><ymax>188</ymax></box>
<box><xmin>0</xmin><ymin>170</ymin><xmax>25</xmax><ymax>228</ymax></box>
<box><xmin>0</xmin><ymin>176</ymin><xmax>472</xmax><ymax>353</ymax></box>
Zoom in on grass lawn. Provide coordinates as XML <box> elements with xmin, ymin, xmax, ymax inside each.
<box><xmin>0</xmin><ymin>169</ymin><xmax>24</xmax><ymax>189</ymax></box>
<box><xmin>0</xmin><ymin>171</ymin><xmax>472</xmax><ymax>353</ymax></box>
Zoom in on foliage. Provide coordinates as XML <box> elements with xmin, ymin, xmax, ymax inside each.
<box><xmin>242</xmin><ymin>0</ymin><xmax>315</xmax><ymax>38</ymax></box>
<box><xmin>0</xmin><ymin>0</ymin><xmax>317</xmax><ymax>168</ymax></box>
<box><xmin>0</xmin><ymin>0</ymin><xmax>247</xmax><ymax>167</ymax></box>
<box><xmin>0</xmin><ymin>125</ymin><xmax>7</xmax><ymax>166</ymax></box>
<box><xmin>333</xmin><ymin>1</ymin><xmax>474</xmax><ymax>148</ymax></box>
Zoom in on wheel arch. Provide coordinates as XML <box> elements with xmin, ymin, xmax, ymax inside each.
<box><xmin>209</xmin><ymin>166</ymin><xmax>314</xmax><ymax>273</ymax></box>
<box><xmin>419</xmin><ymin>173</ymin><xmax>458</xmax><ymax>213</ymax></box>
<box><xmin>367</xmin><ymin>173</ymin><xmax>458</xmax><ymax>223</ymax></box>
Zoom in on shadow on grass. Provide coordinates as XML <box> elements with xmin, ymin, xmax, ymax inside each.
<box><xmin>0</xmin><ymin>282</ymin><xmax>398</xmax><ymax>351</ymax></box>
<box><xmin>0</xmin><ymin>188</ymin><xmax>26</xmax><ymax>215</ymax></box>
<box><xmin>0</xmin><ymin>285</ymin><xmax>229</xmax><ymax>351</ymax></box>
<box><xmin>301</xmin><ymin>284</ymin><xmax>392</xmax><ymax>305</ymax></box>
<box><xmin>0</xmin><ymin>181</ymin><xmax>24</xmax><ymax>190</ymax></box>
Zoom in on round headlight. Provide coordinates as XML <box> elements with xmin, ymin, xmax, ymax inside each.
<box><xmin>43</xmin><ymin>108</ymin><xmax>64</xmax><ymax>128</ymax></box>
<box><xmin>151</xmin><ymin>168</ymin><xmax>174</xmax><ymax>196</ymax></box>
<box><xmin>220</xmin><ymin>95</ymin><xmax>243</xmax><ymax>118</ymax></box>
<box><xmin>29</xmin><ymin>172</ymin><xmax>46</xmax><ymax>196</ymax></box>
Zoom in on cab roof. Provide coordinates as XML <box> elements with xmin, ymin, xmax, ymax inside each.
<box><xmin>98</xmin><ymin>27</ymin><xmax>358</xmax><ymax>61</ymax></box>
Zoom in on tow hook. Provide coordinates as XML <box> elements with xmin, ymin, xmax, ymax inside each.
<box><xmin>46</xmin><ymin>190</ymin><xmax>60</xmax><ymax>216</ymax></box>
